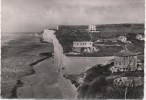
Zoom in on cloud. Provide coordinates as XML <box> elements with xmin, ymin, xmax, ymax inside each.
<box><xmin>2</xmin><ymin>0</ymin><xmax>144</xmax><ymax>32</ymax></box>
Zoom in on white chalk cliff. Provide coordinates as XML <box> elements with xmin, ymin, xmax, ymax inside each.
<box><xmin>41</xmin><ymin>29</ymin><xmax>77</xmax><ymax>98</ymax></box>
<box><xmin>40</xmin><ymin>29</ymin><xmax>114</xmax><ymax>98</ymax></box>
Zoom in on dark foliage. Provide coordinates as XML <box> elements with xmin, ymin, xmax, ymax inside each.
<box><xmin>54</xmin><ymin>24</ymin><xmax>144</xmax><ymax>54</ymax></box>
<box><xmin>77</xmin><ymin>62</ymin><xmax>143</xmax><ymax>99</ymax></box>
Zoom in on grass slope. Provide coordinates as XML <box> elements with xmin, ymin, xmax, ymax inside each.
<box><xmin>54</xmin><ymin>24</ymin><xmax>144</xmax><ymax>54</ymax></box>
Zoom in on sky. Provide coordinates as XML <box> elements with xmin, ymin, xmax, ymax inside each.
<box><xmin>2</xmin><ymin>0</ymin><xmax>145</xmax><ymax>32</ymax></box>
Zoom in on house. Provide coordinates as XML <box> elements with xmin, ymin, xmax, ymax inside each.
<box><xmin>57</xmin><ymin>25</ymin><xmax>100</xmax><ymax>32</ymax></box>
<box><xmin>72</xmin><ymin>41</ymin><xmax>98</xmax><ymax>53</ymax></box>
<box><xmin>110</xmin><ymin>50</ymin><xmax>137</xmax><ymax>73</ymax></box>
<box><xmin>137</xmin><ymin>55</ymin><xmax>144</xmax><ymax>70</ymax></box>
<box><xmin>88</xmin><ymin>25</ymin><xmax>99</xmax><ymax>32</ymax></box>
<box><xmin>137</xmin><ymin>60</ymin><xmax>144</xmax><ymax>70</ymax></box>
<box><xmin>113</xmin><ymin>77</ymin><xmax>144</xmax><ymax>87</ymax></box>
<box><xmin>117</xmin><ymin>36</ymin><xmax>127</xmax><ymax>43</ymax></box>
<box><xmin>136</xmin><ymin>34</ymin><xmax>144</xmax><ymax>40</ymax></box>
<box><xmin>95</xmin><ymin>39</ymin><xmax>103</xmax><ymax>42</ymax></box>
<box><xmin>94</xmin><ymin>41</ymin><xmax>121</xmax><ymax>47</ymax></box>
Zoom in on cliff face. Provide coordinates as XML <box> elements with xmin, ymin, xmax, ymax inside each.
<box><xmin>41</xmin><ymin>29</ymin><xmax>77</xmax><ymax>98</ymax></box>
<box><xmin>41</xmin><ymin>29</ymin><xmax>114</xmax><ymax>98</ymax></box>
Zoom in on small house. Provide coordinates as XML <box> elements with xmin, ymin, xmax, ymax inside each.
<box><xmin>113</xmin><ymin>77</ymin><xmax>144</xmax><ymax>87</ymax></box>
<box><xmin>95</xmin><ymin>39</ymin><xmax>103</xmax><ymax>42</ymax></box>
<box><xmin>88</xmin><ymin>25</ymin><xmax>99</xmax><ymax>32</ymax></box>
<box><xmin>137</xmin><ymin>55</ymin><xmax>144</xmax><ymax>70</ymax></box>
<box><xmin>111</xmin><ymin>50</ymin><xmax>137</xmax><ymax>73</ymax></box>
<box><xmin>137</xmin><ymin>60</ymin><xmax>144</xmax><ymax>70</ymax></box>
<box><xmin>117</xmin><ymin>36</ymin><xmax>127</xmax><ymax>43</ymax></box>
<box><xmin>136</xmin><ymin>34</ymin><xmax>144</xmax><ymax>41</ymax></box>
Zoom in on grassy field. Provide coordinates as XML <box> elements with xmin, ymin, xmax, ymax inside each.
<box><xmin>54</xmin><ymin>24</ymin><xmax>144</xmax><ymax>53</ymax></box>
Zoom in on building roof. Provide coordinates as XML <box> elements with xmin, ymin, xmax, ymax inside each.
<box><xmin>115</xmin><ymin>50</ymin><xmax>137</xmax><ymax>57</ymax></box>
<box><xmin>73</xmin><ymin>41</ymin><xmax>93</xmax><ymax>43</ymax></box>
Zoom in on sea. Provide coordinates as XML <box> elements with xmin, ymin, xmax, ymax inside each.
<box><xmin>1</xmin><ymin>32</ymin><xmax>33</xmax><ymax>45</ymax></box>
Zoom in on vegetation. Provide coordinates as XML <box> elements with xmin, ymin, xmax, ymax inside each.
<box><xmin>60</xmin><ymin>24</ymin><xmax>144</xmax><ymax>99</ymax></box>
<box><xmin>54</xmin><ymin>24</ymin><xmax>144</xmax><ymax>54</ymax></box>
<box><xmin>126</xmin><ymin>32</ymin><xmax>144</xmax><ymax>52</ymax></box>
<box><xmin>64</xmin><ymin>61</ymin><xmax>144</xmax><ymax>99</ymax></box>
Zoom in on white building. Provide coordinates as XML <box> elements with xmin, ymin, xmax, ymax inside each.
<box><xmin>110</xmin><ymin>50</ymin><xmax>137</xmax><ymax>73</ymax></box>
<box><xmin>136</xmin><ymin>34</ymin><xmax>144</xmax><ymax>41</ymax></box>
<box><xmin>72</xmin><ymin>41</ymin><xmax>98</xmax><ymax>53</ymax></box>
<box><xmin>73</xmin><ymin>41</ymin><xmax>94</xmax><ymax>48</ymax></box>
<box><xmin>117</xmin><ymin>36</ymin><xmax>127</xmax><ymax>43</ymax></box>
<box><xmin>95</xmin><ymin>39</ymin><xmax>103</xmax><ymax>42</ymax></box>
<box><xmin>113</xmin><ymin>77</ymin><xmax>144</xmax><ymax>87</ymax></box>
<box><xmin>88</xmin><ymin>25</ymin><xmax>99</xmax><ymax>32</ymax></box>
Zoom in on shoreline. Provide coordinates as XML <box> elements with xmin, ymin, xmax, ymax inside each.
<box><xmin>10</xmin><ymin>54</ymin><xmax>53</xmax><ymax>98</ymax></box>
<box><xmin>16</xmin><ymin>57</ymin><xmax>63</xmax><ymax>98</ymax></box>
<box><xmin>1</xmin><ymin>33</ymin><xmax>54</xmax><ymax>98</ymax></box>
